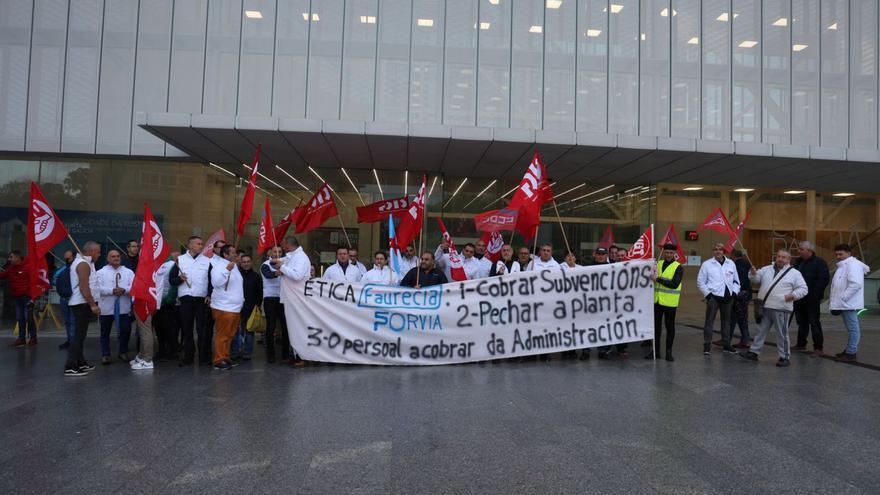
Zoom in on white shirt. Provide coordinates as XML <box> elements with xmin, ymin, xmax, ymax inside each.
<box><xmin>398</xmin><ymin>255</ymin><xmax>419</xmax><ymax>274</ymax></box>
<box><xmin>69</xmin><ymin>254</ymin><xmax>99</xmax><ymax>306</ymax></box>
<box><xmin>529</xmin><ymin>257</ymin><xmax>561</xmax><ymax>271</ymax></box>
<box><xmin>435</xmin><ymin>246</ymin><xmax>486</xmax><ymax>280</ymax></box>
<box><xmin>560</xmin><ymin>262</ymin><xmax>581</xmax><ymax>271</ymax></box>
<box><xmin>209</xmin><ymin>259</ymin><xmax>244</xmax><ymax>312</ymax></box>
<box><xmin>261</xmin><ymin>259</ymin><xmax>281</xmax><ymax>298</ymax></box>
<box><xmin>155</xmin><ymin>260</ymin><xmax>175</xmax><ymax>302</ymax></box>
<box><xmin>830</xmin><ymin>256</ymin><xmax>870</xmax><ymax>311</ymax></box>
<box><xmin>697</xmin><ymin>257</ymin><xmax>741</xmax><ymax>298</ymax></box>
<box><xmin>96</xmin><ymin>265</ymin><xmax>134</xmax><ymax>315</ymax></box>
<box><xmin>361</xmin><ymin>265</ymin><xmax>399</xmax><ymax>285</ymax></box>
<box><xmin>494</xmin><ymin>259</ymin><xmax>521</xmax><ymax>275</ymax></box>
<box><xmin>350</xmin><ymin>260</ymin><xmax>367</xmax><ymax>276</ymax></box>
<box><xmin>323</xmin><ymin>261</ymin><xmax>363</xmax><ymax>283</ymax></box>
<box><xmin>750</xmin><ymin>264</ymin><xmax>808</xmax><ymax>312</ymax></box>
<box><xmin>176</xmin><ymin>251</ymin><xmax>212</xmax><ymax>298</ymax></box>
<box><xmin>280</xmin><ymin>247</ymin><xmax>311</xmax><ymax>281</ymax></box>
<box><xmin>474</xmin><ymin>256</ymin><xmax>492</xmax><ymax>278</ymax></box>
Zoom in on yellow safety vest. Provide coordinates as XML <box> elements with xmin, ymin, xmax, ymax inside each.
<box><xmin>654</xmin><ymin>260</ymin><xmax>682</xmax><ymax>307</ymax></box>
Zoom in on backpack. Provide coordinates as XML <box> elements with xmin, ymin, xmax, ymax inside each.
<box><xmin>55</xmin><ymin>265</ymin><xmax>73</xmax><ymax>298</ymax></box>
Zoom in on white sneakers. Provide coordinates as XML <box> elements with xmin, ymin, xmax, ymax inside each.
<box><xmin>130</xmin><ymin>356</ymin><xmax>154</xmax><ymax>370</ymax></box>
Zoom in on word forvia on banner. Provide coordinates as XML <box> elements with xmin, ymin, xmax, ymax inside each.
<box><xmin>281</xmin><ymin>261</ymin><xmax>655</xmax><ymax>365</ymax></box>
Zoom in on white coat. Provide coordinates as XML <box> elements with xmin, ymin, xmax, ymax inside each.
<box><xmin>750</xmin><ymin>264</ymin><xmax>808</xmax><ymax>312</ymax></box>
<box><xmin>96</xmin><ymin>265</ymin><xmax>134</xmax><ymax>316</ymax></box>
<box><xmin>361</xmin><ymin>266</ymin><xmax>399</xmax><ymax>285</ymax></box>
<box><xmin>829</xmin><ymin>256</ymin><xmax>870</xmax><ymax>311</ymax></box>
<box><xmin>323</xmin><ymin>261</ymin><xmax>363</xmax><ymax>283</ymax></box>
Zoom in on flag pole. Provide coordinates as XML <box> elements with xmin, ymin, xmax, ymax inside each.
<box><xmin>551</xmin><ymin>200</ymin><xmax>571</xmax><ymax>255</ymax></box>
<box><xmin>416</xmin><ymin>202</ymin><xmax>426</xmax><ymax>288</ymax></box>
<box><xmin>66</xmin><ymin>233</ymin><xmax>82</xmax><ymax>255</ymax></box>
<box><xmin>329</xmin><ymin>190</ymin><xmax>352</xmax><ymax>248</ymax></box>
<box><xmin>528</xmin><ymin>227</ymin><xmax>539</xmax><ymax>271</ymax></box>
<box><xmin>105</xmin><ymin>236</ymin><xmax>127</xmax><ymax>256</ymax></box>
<box><xmin>651</xmin><ymin>223</ymin><xmax>656</xmax><ymax>362</ymax></box>
<box><xmin>174</xmin><ymin>238</ymin><xmax>192</xmax><ymax>288</ymax></box>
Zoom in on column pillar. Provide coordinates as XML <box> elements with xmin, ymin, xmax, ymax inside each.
<box><xmin>806</xmin><ymin>190</ymin><xmax>817</xmax><ymax>244</ymax></box>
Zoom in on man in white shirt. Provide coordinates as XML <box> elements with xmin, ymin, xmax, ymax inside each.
<box><xmin>276</xmin><ymin>236</ymin><xmax>312</xmax><ymax>364</ymax></box>
<box><xmin>398</xmin><ymin>244</ymin><xmax>419</xmax><ymax>274</ymax></box>
<box><xmin>529</xmin><ymin>243</ymin><xmax>560</xmax><ymax>271</ymax></box>
<box><xmin>829</xmin><ymin>243</ymin><xmax>871</xmax><ymax>362</ymax></box>
<box><xmin>362</xmin><ymin>251</ymin><xmax>399</xmax><ymax>285</ymax></box>
<box><xmin>169</xmin><ymin>236</ymin><xmax>213</xmax><ymax>366</ymax></box>
<box><xmin>96</xmin><ymin>249</ymin><xmax>135</xmax><ymax>364</ymax></box>
<box><xmin>473</xmin><ymin>238</ymin><xmax>494</xmax><ymax>277</ymax></box>
<box><xmin>348</xmin><ymin>247</ymin><xmax>368</xmax><ymax>276</ymax></box>
<box><xmin>435</xmin><ymin>242</ymin><xmax>487</xmax><ymax>280</ymax></box>
<box><xmin>739</xmin><ymin>249</ymin><xmax>808</xmax><ymax>367</ymax></box>
<box><xmin>696</xmin><ymin>243</ymin><xmax>741</xmax><ymax>355</ymax></box>
<box><xmin>209</xmin><ymin>244</ymin><xmax>243</xmax><ymax>371</ymax></box>
<box><xmin>64</xmin><ymin>241</ymin><xmax>102</xmax><ymax>377</ymax></box>
<box><xmin>560</xmin><ymin>251</ymin><xmax>580</xmax><ymax>270</ymax></box>
<box><xmin>491</xmin><ymin>244</ymin><xmax>520</xmax><ymax>276</ymax></box>
<box><xmin>323</xmin><ymin>247</ymin><xmax>363</xmax><ymax>283</ymax></box>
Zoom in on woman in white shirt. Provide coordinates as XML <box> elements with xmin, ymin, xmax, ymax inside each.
<box><xmin>362</xmin><ymin>251</ymin><xmax>399</xmax><ymax>285</ymax></box>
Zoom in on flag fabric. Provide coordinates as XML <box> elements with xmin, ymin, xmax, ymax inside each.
<box><xmin>236</xmin><ymin>144</ymin><xmax>261</xmax><ymax>237</ymax></box>
<box><xmin>507</xmin><ymin>151</ymin><xmax>553</xmax><ymax>241</ymax></box>
<box><xmin>658</xmin><ymin>224</ymin><xmax>687</xmax><ymax>264</ymax></box>
<box><xmin>131</xmin><ymin>203</ymin><xmax>169</xmax><ymax>322</ymax></box>
<box><xmin>697</xmin><ymin>208</ymin><xmax>734</xmax><ymax>236</ymax></box>
<box><xmin>257</xmin><ymin>197</ymin><xmax>275</xmax><ymax>254</ymax></box>
<box><xmin>202</xmin><ymin>229</ymin><xmax>227</xmax><ymax>258</ymax></box>
<box><xmin>396</xmin><ymin>175</ymin><xmax>426</xmax><ymax>250</ymax></box>
<box><xmin>474</xmin><ymin>208</ymin><xmax>519</xmax><ymax>233</ymax></box>
<box><xmin>357</xmin><ymin>196</ymin><xmax>410</xmax><ymax>224</ymax></box>
<box><xmin>273</xmin><ymin>203</ymin><xmax>299</xmax><ymax>241</ymax></box>
<box><xmin>388</xmin><ymin>214</ymin><xmax>402</xmax><ymax>278</ymax></box>
<box><xmin>724</xmin><ymin>211</ymin><xmax>751</xmax><ymax>253</ymax></box>
<box><xmin>480</xmin><ymin>230</ymin><xmax>504</xmax><ymax>263</ymax></box>
<box><xmin>28</xmin><ymin>182</ymin><xmax>69</xmax><ymax>299</ymax></box>
<box><xmin>598</xmin><ymin>225</ymin><xmax>615</xmax><ymax>249</ymax></box>
<box><xmin>437</xmin><ymin>219</ymin><xmax>467</xmax><ymax>281</ymax></box>
<box><xmin>622</xmin><ymin>226</ymin><xmax>654</xmax><ymax>261</ymax></box>
<box><xmin>294</xmin><ymin>183</ymin><xmax>338</xmax><ymax>234</ymax></box>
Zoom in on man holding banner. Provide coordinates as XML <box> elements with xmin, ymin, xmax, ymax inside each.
<box><xmin>400</xmin><ymin>252</ymin><xmax>447</xmax><ymax>288</ymax></box>
<box><xmin>650</xmin><ymin>243</ymin><xmax>683</xmax><ymax>361</ymax></box>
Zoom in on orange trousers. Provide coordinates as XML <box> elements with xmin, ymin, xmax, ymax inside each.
<box><xmin>212</xmin><ymin>309</ymin><xmax>240</xmax><ymax>365</ymax></box>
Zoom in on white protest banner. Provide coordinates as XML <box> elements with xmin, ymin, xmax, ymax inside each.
<box><xmin>281</xmin><ymin>261</ymin><xmax>655</xmax><ymax>365</ymax></box>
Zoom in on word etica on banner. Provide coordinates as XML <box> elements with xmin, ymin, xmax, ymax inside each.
<box><xmin>281</xmin><ymin>261</ymin><xmax>655</xmax><ymax>365</ymax></box>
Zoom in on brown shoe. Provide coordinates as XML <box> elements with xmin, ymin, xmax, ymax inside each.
<box><xmin>8</xmin><ymin>338</ymin><xmax>26</xmax><ymax>347</ymax></box>
<box><xmin>836</xmin><ymin>353</ymin><xmax>857</xmax><ymax>363</ymax></box>
<box><xmin>734</xmin><ymin>341</ymin><xmax>751</xmax><ymax>349</ymax></box>
<box><xmin>712</xmin><ymin>339</ymin><xmax>723</xmax><ymax>347</ymax></box>
<box><xmin>791</xmin><ymin>345</ymin><xmax>808</xmax><ymax>352</ymax></box>
<box><xmin>809</xmin><ymin>349</ymin><xmax>824</xmax><ymax>358</ymax></box>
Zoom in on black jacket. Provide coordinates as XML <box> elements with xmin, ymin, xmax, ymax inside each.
<box><xmin>656</xmin><ymin>259</ymin><xmax>684</xmax><ymax>290</ymax></box>
<box><xmin>794</xmin><ymin>254</ymin><xmax>830</xmax><ymax>301</ymax></box>
<box><xmin>733</xmin><ymin>258</ymin><xmax>751</xmax><ymax>293</ymax></box>
<box><xmin>239</xmin><ymin>267</ymin><xmax>263</xmax><ymax>307</ymax></box>
<box><xmin>400</xmin><ymin>267</ymin><xmax>448</xmax><ymax>288</ymax></box>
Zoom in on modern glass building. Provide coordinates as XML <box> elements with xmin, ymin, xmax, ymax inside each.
<box><xmin>1</xmin><ymin>0</ymin><xmax>879</xmax><ymax>291</ymax></box>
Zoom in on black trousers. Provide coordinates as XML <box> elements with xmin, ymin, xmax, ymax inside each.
<box><xmin>65</xmin><ymin>304</ymin><xmax>92</xmax><ymax>369</ymax></box>
<box><xmin>704</xmin><ymin>295</ymin><xmax>733</xmax><ymax>345</ymax></box>
<box><xmin>178</xmin><ymin>296</ymin><xmax>210</xmax><ymax>364</ymax></box>
<box><xmin>794</xmin><ymin>298</ymin><xmax>824</xmax><ymax>350</ymax></box>
<box><xmin>155</xmin><ymin>303</ymin><xmax>179</xmax><ymax>358</ymax></box>
<box><xmin>653</xmin><ymin>303</ymin><xmax>676</xmax><ymax>354</ymax></box>
<box><xmin>264</xmin><ymin>298</ymin><xmax>290</xmax><ymax>359</ymax></box>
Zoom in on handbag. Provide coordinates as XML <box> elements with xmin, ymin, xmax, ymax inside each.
<box><xmin>246</xmin><ymin>306</ymin><xmax>266</xmax><ymax>333</ymax></box>
<box><xmin>753</xmin><ymin>267</ymin><xmax>792</xmax><ymax>324</ymax></box>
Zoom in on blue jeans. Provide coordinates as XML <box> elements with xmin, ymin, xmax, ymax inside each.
<box><xmin>98</xmin><ymin>314</ymin><xmax>132</xmax><ymax>357</ymax></box>
<box><xmin>840</xmin><ymin>310</ymin><xmax>860</xmax><ymax>354</ymax></box>
<box><xmin>59</xmin><ymin>298</ymin><xmax>76</xmax><ymax>341</ymax></box>
<box><xmin>13</xmin><ymin>296</ymin><xmax>36</xmax><ymax>340</ymax></box>
<box><xmin>232</xmin><ymin>321</ymin><xmax>255</xmax><ymax>357</ymax></box>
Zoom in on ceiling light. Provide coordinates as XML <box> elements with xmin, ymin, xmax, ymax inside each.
<box><xmin>529</xmin><ymin>25</ymin><xmax>543</xmax><ymax>33</ymax></box>
<box><xmin>833</xmin><ymin>192</ymin><xmax>854</xmax><ymax>197</ymax></box>
<box><xmin>733</xmin><ymin>188</ymin><xmax>754</xmax><ymax>192</ymax></box>
<box><xmin>640</xmin><ymin>33</ymin><xmax>646</xmax><ymax>41</ymax></box>
<box><xmin>609</xmin><ymin>4</ymin><xmax>623</xmax><ymax>13</ymax></box>
<box><xmin>687</xmin><ymin>37</ymin><xmax>699</xmax><ymax>45</ymax></box>
<box><xmin>682</xmin><ymin>186</ymin><xmax>703</xmax><ymax>191</ymax></box>
<box><xmin>301</xmin><ymin>12</ymin><xmax>319</xmax><ymax>21</ymax></box>
<box><xmin>340</xmin><ymin>167</ymin><xmax>365</xmax><ymax>206</ymax></box>
<box><xmin>372</xmin><ymin>168</ymin><xmax>384</xmax><ymax>199</ymax></box>
<box><xmin>716</xmin><ymin>12</ymin><xmax>728</xmax><ymax>21</ymax></box>
<box><xmin>360</xmin><ymin>15</ymin><xmax>376</xmax><ymax>24</ymax></box>
<box><xmin>463</xmin><ymin>179</ymin><xmax>498</xmax><ymax>208</ymax></box>
<box><xmin>480</xmin><ymin>22</ymin><xmax>491</xmax><ymax>29</ymax></box>
<box><xmin>417</xmin><ymin>18</ymin><xmax>434</xmax><ymax>27</ymax></box>
<box><xmin>586</xmin><ymin>29</ymin><xmax>602</xmax><ymax>37</ymax></box>
<box><xmin>554</xmin><ymin>182</ymin><xmax>587</xmax><ymax>200</ymax></box>
<box><xmin>428</xmin><ymin>176</ymin><xmax>439</xmax><ymax>197</ymax></box>
<box><xmin>489</xmin><ymin>0</ymin><xmax>500</xmax><ymax>4</ymax></box>
<box><xmin>404</xmin><ymin>170</ymin><xmax>408</xmax><ymax>196</ymax></box>
<box><xmin>242</xmin><ymin>163</ymin><xmax>304</xmax><ymax>202</ymax></box>
<box><xmin>209</xmin><ymin>162</ymin><xmax>237</xmax><ymax>177</ymax></box>
<box><xmin>739</xmin><ymin>40</ymin><xmax>758</xmax><ymax>48</ymax></box>
<box><xmin>773</xmin><ymin>17</ymin><xmax>788</xmax><ymax>27</ymax></box>
<box><xmin>558</xmin><ymin>184</ymin><xmax>616</xmax><ymax>207</ymax></box>
<box><xmin>784</xmin><ymin>190</ymin><xmax>805</xmax><ymax>195</ymax></box>
<box><xmin>274</xmin><ymin>165</ymin><xmax>311</xmax><ymax>192</ymax></box>
<box><xmin>828</xmin><ymin>22</ymin><xmax>838</xmax><ymax>30</ymax></box>
<box><xmin>443</xmin><ymin>178</ymin><xmax>469</xmax><ymax>208</ymax></box>
<box><xmin>245</xmin><ymin>10</ymin><xmax>262</xmax><ymax>19</ymax></box>
<box><xmin>792</xmin><ymin>43</ymin><xmax>808</xmax><ymax>51</ymax></box>
<box><xmin>660</xmin><ymin>8</ymin><xmax>676</xmax><ymax>17</ymax></box>
<box><xmin>546</xmin><ymin>0</ymin><xmax>562</xmax><ymax>8</ymax></box>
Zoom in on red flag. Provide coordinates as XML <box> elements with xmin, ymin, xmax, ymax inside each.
<box><xmin>508</xmin><ymin>151</ymin><xmax>553</xmax><ymax>241</ymax></box>
<box><xmin>273</xmin><ymin>202</ymin><xmax>300</xmax><ymax>241</ymax></box>
<box><xmin>480</xmin><ymin>230</ymin><xmax>504</xmax><ymax>263</ymax></box>
<box><xmin>396</xmin><ymin>175</ymin><xmax>426</xmax><ymax>250</ymax></box>
<box><xmin>356</xmin><ymin>196</ymin><xmax>410</xmax><ymax>224</ymax></box>
<box><xmin>202</xmin><ymin>229</ymin><xmax>227</xmax><ymax>258</ymax></box>
<box><xmin>28</xmin><ymin>183</ymin><xmax>69</xmax><ymax>299</ymax></box>
<box><xmin>724</xmin><ymin>212</ymin><xmax>751</xmax><ymax>253</ymax></box>
<box><xmin>622</xmin><ymin>226</ymin><xmax>654</xmax><ymax>261</ymax></box>
<box><xmin>257</xmin><ymin>197</ymin><xmax>275</xmax><ymax>254</ymax></box>
<box><xmin>437</xmin><ymin>219</ymin><xmax>467</xmax><ymax>281</ymax></box>
<box><xmin>696</xmin><ymin>208</ymin><xmax>734</xmax><ymax>236</ymax></box>
<box><xmin>658</xmin><ymin>224</ymin><xmax>687</xmax><ymax>265</ymax></box>
<box><xmin>236</xmin><ymin>144</ymin><xmax>261</xmax><ymax>237</ymax></box>
<box><xmin>131</xmin><ymin>203</ymin><xmax>169</xmax><ymax>321</ymax></box>
<box><xmin>294</xmin><ymin>183</ymin><xmax>338</xmax><ymax>234</ymax></box>
<box><xmin>474</xmin><ymin>208</ymin><xmax>519</xmax><ymax>233</ymax></box>
<box><xmin>597</xmin><ymin>225</ymin><xmax>615</xmax><ymax>249</ymax></box>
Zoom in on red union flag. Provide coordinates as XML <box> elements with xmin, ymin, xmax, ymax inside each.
<box><xmin>508</xmin><ymin>151</ymin><xmax>553</xmax><ymax>241</ymax></box>
<box><xmin>598</xmin><ymin>225</ymin><xmax>615</xmax><ymax>249</ymax></box>
<box><xmin>294</xmin><ymin>183</ymin><xmax>338</xmax><ymax>234</ymax></box>
<box><xmin>474</xmin><ymin>208</ymin><xmax>519</xmax><ymax>233</ymax></box>
<box><xmin>236</xmin><ymin>144</ymin><xmax>261</xmax><ymax>237</ymax></box>
<box><xmin>622</xmin><ymin>226</ymin><xmax>654</xmax><ymax>261</ymax></box>
<box><xmin>724</xmin><ymin>211</ymin><xmax>751</xmax><ymax>253</ymax></box>
<box><xmin>480</xmin><ymin>230</ymin><xmax>504</xmax><ymax>263</ymax></box>
<box><xmin>202</xmin><ymin>229</ymin><xmax>227</xmax><ymax>258</ymax></box>
<box><xmin>395</xmin><ymin>175</ymin><xmax>426</xmax><ymax>250</ymax></box>
<box><xmin>273</xmin><ymin>203</ymin><xmax>299</xmax><ymax>241</ymax></box>
<box><xmin>357</xmin><ymin>196</ymin><xmax>409</xmax><ymax>224</ymax></box>
<box><xmin>131</xmin><ymin>203</ymin><xmax>169</xmax><ymax>322</ymax></box>
<box><xmin>438</xmin><ymin>219</ymin><xmax>467</xmax><ymax>281</ymax></box>
<box><xmin>28</xmin><ymin>182</ymin><xmax>69</xmax><ymax>299</ymax></box>
<box><xmin>257</xmin><ymin>197</ymin><xmax>275</xmax><ymax>254</ymax></box>
<box><xmin>697</xmin><ymin>208</ymin><xmax>734</xmax><ymax>236</ymax></box>
<box><xmin>658</xmin><ymin>224</ymin><xmax>687</xmax><ymax>265</ymax></box>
